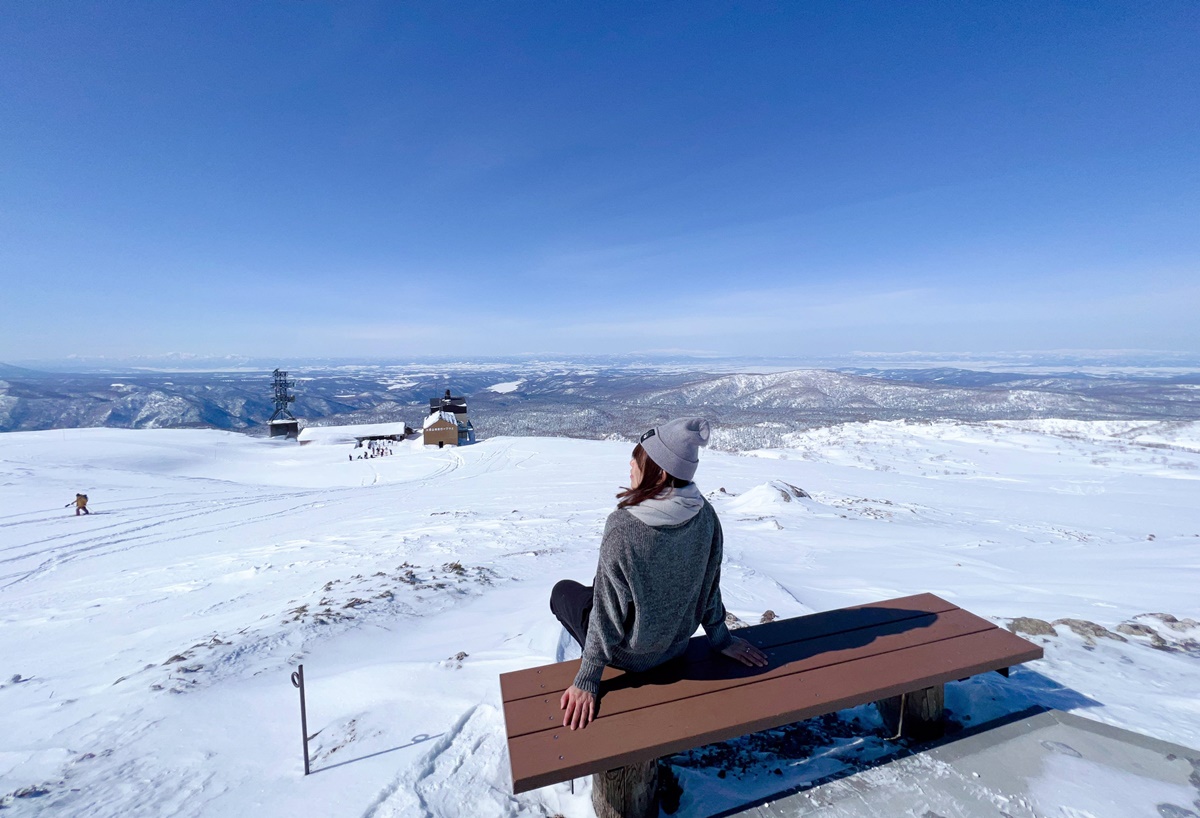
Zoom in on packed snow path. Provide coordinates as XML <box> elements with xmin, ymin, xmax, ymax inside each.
<box><xmin>0</xmin><ymin>422</ymin><xmax>1197</xmax><ymax>816</ymax></box>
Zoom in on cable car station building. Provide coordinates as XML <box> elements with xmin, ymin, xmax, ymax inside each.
<box><xmin>423</xmin><ymin>389</ymin><xmax>476</xmax><ymax>447</ymax></box>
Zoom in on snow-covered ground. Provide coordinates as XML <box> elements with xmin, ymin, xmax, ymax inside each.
<box><xmin>0</xmin><ymin>420</ymin><xmax>1198</xmax><ymax>817</ymax></box>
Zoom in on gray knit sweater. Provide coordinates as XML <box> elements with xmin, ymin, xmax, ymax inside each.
<box><xmin>573</xmin><ymin>497</ymin><xmax>733</xmax><ymax>695</ymax></box>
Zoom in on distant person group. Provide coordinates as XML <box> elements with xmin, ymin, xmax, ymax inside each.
<box><xmin>350</xmin><ymin>440</ymin><xmax>395</xmax><ymax>461</ymax></box>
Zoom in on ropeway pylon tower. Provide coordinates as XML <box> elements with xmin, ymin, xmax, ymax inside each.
<box><xmin>268</xmin><ymin>369</ymin><xmax>300</xmax><ymax>438</ymax></box>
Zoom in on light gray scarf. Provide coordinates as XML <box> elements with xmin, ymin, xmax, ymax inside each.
<box><xmin>625</xmin><ymin>482</ymin><xmax>705</xmax><ymax>527</ymax></box>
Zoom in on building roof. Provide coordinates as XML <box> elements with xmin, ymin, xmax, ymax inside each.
<box><xmin>422</xmin><ymin>411</ymin><xmax>459</xmax><ymax>430</ymax></box>
<box><xmin>430</xmin><ymin>393</ymin><xmax>468</xmax><ymax>414</ymax></box>
<box><xmin>297</xmin><ymin>422</ymin><xmax>409</xmax><ymax>445</ymax></box>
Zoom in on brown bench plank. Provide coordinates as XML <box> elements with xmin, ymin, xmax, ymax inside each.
<box><xmin>500</xmin><ymin>592</ymin><xmax>958</xmax><ymax>703</ymax></box>
<box><xmin>504</xmin><ymin>606</ymin><xmax>996</xmax><ymax>739</ymax></box>
<box><xmin>508</xmin><ymin>627</ymin><xmax>1041</xmax><ymax>792</ymax></box>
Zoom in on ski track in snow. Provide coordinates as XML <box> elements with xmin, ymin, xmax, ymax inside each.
<box><xmin>0</xmin><ymin>443</ymin><xmax>472</xmax><ymax>590</ymax></box>
<box><xmin>0</xmin><ymin>422</ymin><xmax>1198</xmax><ymax>816</ymax></box>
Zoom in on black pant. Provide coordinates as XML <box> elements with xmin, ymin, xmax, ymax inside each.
<box><xmin>550</xmin><ymin>579</ymin><xmax>593</xmax><ymax>649</ymax></box>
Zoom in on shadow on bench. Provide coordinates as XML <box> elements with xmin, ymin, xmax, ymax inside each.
<box><xmin>601</xmin><ymin>605</ymin><xmax>941</xmax><ymax>695</ymax></box>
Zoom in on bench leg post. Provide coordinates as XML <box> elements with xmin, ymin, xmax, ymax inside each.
<box><xmin>876</xmin><ymin>683</ymin><xmax>945</xmax><ymax>742</ymax></box>
<box><xmin>592</xmin><ymin>758</ymin><xmax>658</xmax><ymax>818</ymax></box>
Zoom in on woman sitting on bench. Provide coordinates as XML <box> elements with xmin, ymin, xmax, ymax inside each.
<box><xmin>550</xmin><ymin>417</ymin><xmax>768</xmax><ymax>731</ymax></box>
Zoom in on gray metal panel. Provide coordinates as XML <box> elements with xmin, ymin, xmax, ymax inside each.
<box><xmin>733</xmin><ymin>709</ymin><xmax>1200</xmax><ymax>818</ymax></box>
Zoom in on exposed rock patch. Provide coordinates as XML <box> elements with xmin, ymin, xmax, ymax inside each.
<box><xmin>1121</xmin><ymin>614</ymin><xmax>1200</xmax><ymax>657</ymax></box>
<box><xmin>1140</xmin><ymin>613</ymin><xmax>1200</xmax><ymax>632</ymax></box>
<box><xmin>768</xmin><ymin>481</ymin><xmax>811</xmax><ymax>501</ymax></box>
<box><xmin>1010</xmin><ymin>613</ymin><xmax>1200</xmax><ymax>657</ymax></box>
<box><xmin>1007</xmin><ymin>617</ymin><xmax>1058</xmax><ymax>637</ymax></box>
<box><xmin>1115</xmin><ymin>622</ymin><xmax>1169</xmax><ymax>649</ymax></box>
<box><xmin>1052</xmin><ymin>619</ymin><xmax>1128</xmax><ymax>646</ymax></box>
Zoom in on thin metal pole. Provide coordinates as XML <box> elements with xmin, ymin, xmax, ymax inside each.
<box><xmin>885</xmin><ymin>692</ymin><xmax>907</xmax><ymax>741</ymax></box>
<box><xmin>291</xmin><ymin>664</ymin><xmax>311</xmax><ymax>775</ymax></box>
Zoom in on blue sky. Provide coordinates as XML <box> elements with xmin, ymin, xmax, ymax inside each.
<box><xmin>2</xmin><ymin>1</ymin><xmax>1197</xmax><ymax>362</ymax></box>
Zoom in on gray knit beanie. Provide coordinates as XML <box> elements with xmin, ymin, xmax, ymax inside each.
<box><xmin>640</xmin><ymin>417</ymin><xmax>710</xmax><ymax>481</ymax></box>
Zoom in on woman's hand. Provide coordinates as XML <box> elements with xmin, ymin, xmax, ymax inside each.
<box><xmin>720</xmin><ymin>635</ymin><xmax>769</xmax><ymax>667</ymax></box>
<box><xmin>560</xmin><ymin>684</ymin><xmax>596</xmax><ymax>730</ymax></box>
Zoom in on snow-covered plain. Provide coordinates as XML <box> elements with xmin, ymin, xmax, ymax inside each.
<box><xmin>1</xmin><ymin>420</ymin><xmax>1198</xmax><ymax>817</ymax></box>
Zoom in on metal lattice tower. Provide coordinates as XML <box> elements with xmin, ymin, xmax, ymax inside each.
<box><xmin>269</xmin><ymin>369</ymin><xmax>297</xmax><ymax>422</ymax></box>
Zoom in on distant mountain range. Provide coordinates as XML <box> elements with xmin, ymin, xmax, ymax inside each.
<box><xmin>2</xmin><ymin>362</ymin><xmax>1198</xmax><ymax>449</ymax></box>
<box><xmin>0</xmin><ymin>363</ymin><xmax>50</xmax><ymax>379</ymax></box>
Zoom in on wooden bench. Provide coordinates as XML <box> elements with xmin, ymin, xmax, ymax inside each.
<box><xmin>500</xmin><ymin>593</ymin><xmax>1042</xmax><ymax>816</ymax></box>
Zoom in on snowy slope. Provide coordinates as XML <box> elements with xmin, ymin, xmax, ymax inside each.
<box><xmin>0</xmin><ymin>422</ymin><xmax>1198</xmax><ymax>817</ymax></box>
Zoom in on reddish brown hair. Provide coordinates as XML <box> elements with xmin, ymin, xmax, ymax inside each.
<box><xmin>616</xmin><ymin>443</ymin><xmax>690</xmax><ymax>508</ymax></box>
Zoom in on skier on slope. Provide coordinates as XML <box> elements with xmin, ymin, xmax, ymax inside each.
<box><xmin>550</xmin><ymin>418</ymin><xmax>768</xmax><ymax>731</ymax></box>
<box><xmin>67</xmin><ymin>494</ymin><xmax>90</xmax><ymax>515</ymax></box>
